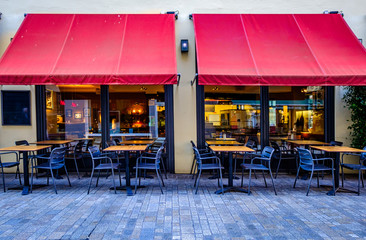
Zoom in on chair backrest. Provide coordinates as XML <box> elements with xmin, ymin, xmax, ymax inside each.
<box><xmin>261</xmin><ymin>146</ymin><xmax>275</xmax><ymax>160</ymax></box>
<box><xmin>190</xmin><ymin>140</ymin><xmax>196</xmax><ymax>148</ymax></box>
<box><xmin>88</xmin><ymin>146</ymin><xmax>101</xmax><ymax>159</ymax></box>
<box><xmin>245</xmin><ymin>139</ymin><xmax>255</xmax><ymax>149</ymax></box>
<box><xmin>15</xmin><ymin>140</ymin><xmax>29</xmax><ymax>146</ymax></box>
<box><xmin>330</xmin><ymin>141</ymin><xmax>343</xmax><ymax>146</ymax></box>
<box><xmin>113</xmin><ymin>138</ymin><xmax>120</xmax><ymax>145</ymax></box>
<box><xmin>192</xmin><ymin>146</ymin><xmax>205</xmax><ymax>165</ymax></box>
<box><xmin>49</xmin><ymin>147</ymin><xmax>67</xmax><ymax>164</ymax></box>
<box><xmin>270</xmin><ymin>141</ymin><xmax>281</xmax><ymax>159</ymax></box>
<box><xmin>360</xmin><ymin>146</ymin><xmax>366</xmax><ymax>162</ymax></box>
<box><xmin>296</xmin><ymin>148</ymin><xmax>313</xmax><ymax>166</ymax></box>
<box><xmin>155</xmin><ymin>146</ymin><xmax>165</xmax><ymax>165</ymax></box>
<box><xmin>74</xmin><ymin>141</ymin><xmax>84</xmax><ymax>158</ymax></box>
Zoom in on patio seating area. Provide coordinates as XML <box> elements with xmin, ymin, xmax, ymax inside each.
<box><xmin>0</xmin><ymin>173</ymin><xmax>365</xmax><ymax>239</ymax></box>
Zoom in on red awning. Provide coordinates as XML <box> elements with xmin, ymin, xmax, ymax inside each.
<box><xmin>193</xmin><ymin>14</ymin><xmax>366</xmax><ymax>86</ymax></box>
<box><xmin>0</xmin><ymin>14</ymin><xmax>177</xmax><ymax>85</ymax></box>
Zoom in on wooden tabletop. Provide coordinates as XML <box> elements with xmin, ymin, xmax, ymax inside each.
<box><xmin>120</xmin><ymin>140</ymin><xmax>155</xmax><ymax>145</ymax></box>
<box><xmin>310</xmin><ymin>146</ymin><xmax>366</xmax><ymax>153</ymax></box>
<box><xmin>209</xmin><ymin>145</ymin><xmax>255</xmax><ymax>153</ymax></box>
<box><xmin>31</xmin><ymin>140</ymin><xmax>74</xmax><ymax>145</ymax></box>
<box><xmin>206</xmin><ymin>140</ymin><xmax>242</xmax><ymax>146</ymax></box>
<box><xmin>72</xmin><ymin>138</ymin><xmax>93</xmax><ymax>141</ymax></box>
<box><xmin>286</xmin><ymin>140</ymin><xmax>330</xmax><ymax>146</ymax></box>
<box><xmin>0</xmin><ymin>145</ymin><xmax>52</xmax><ymax>152</ymax></box>
<box><xmin>103</xmin><ymin>145</ymin><xmax>149</xmax><ymax>152</ymax></box>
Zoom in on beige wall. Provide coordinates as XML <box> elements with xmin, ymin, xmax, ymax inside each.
<box><xmin>0</xmin><ymin>0</ymin><xmax>365</xmax><ymax>173</ymax></box>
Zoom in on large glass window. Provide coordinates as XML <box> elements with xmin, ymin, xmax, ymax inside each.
<box><xmin>269</xmin><ymin>86</ymin><xmax>324</xmax><ymax>140</ymax></box>
<box><xmin>205</xmin><ymin>86</ymin><xmax>260</xmax><ymax>143</ymax></box>
<box><xmin>109</xmin><ymin>85</ymin><xmax>165</xmax><ymax>139</ymax></box>
<box><xmin>46</xmin><ymin>85</ymin><xmax>101</xmax><ymax>140</ymax></box>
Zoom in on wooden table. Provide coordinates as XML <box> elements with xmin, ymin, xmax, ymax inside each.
<box><xmin>120</xmin><ymin>140</ymin><xmax>155</xmax><ymax>145</ymax></box>
<box><xmin>209</xmin><ymin>146</ymin><xmax>255</xmax><ymax>194</ymax></box>
<box><xmin>103</xmin><ymin>145</ymin><xmax>148</xmax><ymax>196</ymax></box>
<box><xmin>206</xmin><ymin>140</ymin><xmax>242</xmax><ymax>146</ymax></box>
<box><xmin>310</xmin><ymin>146</ymin><xmax>366</xmax><ymax>195</ymax></box>
<box><xmin>31</xmin><ymin>140</ymin><xmax>74</xmax><ymax>147</ymax></box>
<box><xmin>0</xmin><ymin>145</ymin><xmax>52</xmax><ymax>195</ymax></box>
<box><xmin>286</xmin><ymin>140</ymin><xmax>330</xmax><ymax>148</ymax></box>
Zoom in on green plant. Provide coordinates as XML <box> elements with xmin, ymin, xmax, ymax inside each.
<box><xmin>342</xmin><ymin>86</ymin><xmax>366</xmax><ymax>149</ymax></box>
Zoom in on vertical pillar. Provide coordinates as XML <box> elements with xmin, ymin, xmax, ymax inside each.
<box><xmin>36</xmin><ymin>85</ymin><xmax>47</xmax><ymax>141</ymax></box>
<box><xmin>325</xmin><ymin>86</ymin><xmax>335</xmax><ymax>142</ymax></box>
<box><xmin>101</xmin><ymin>85</ymin><xmax>110</xmax><ymax>149</ymax></box>
<box><xmin>196</xmin><ymin>81</ymin><xmax>205</xmax><ymax>149</ymax></box>
<box><xmin>165</xmin><ymin>85</ymin><xmax>175</xmax><ymax>173</ymax></box>
<box><xmin>260</xmin><ymin>86</ymin><xmax>269</xmax><ymax>148</ymax></box>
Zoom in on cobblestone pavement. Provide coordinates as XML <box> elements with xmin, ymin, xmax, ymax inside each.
<box><xmin>0</xmin><ymin>172</ymin><xmax>366</xmax><ymax>239</ymax></box>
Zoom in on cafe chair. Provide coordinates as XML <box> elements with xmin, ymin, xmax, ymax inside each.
<box><xmin>0</xmin><ymin>151</ymin><xmax>21</xmax><ymax>192</ymax></box>
<box><xmin>235</xmin><ymin>139</ymin><xmax>257</xmax><ymax>180</ymax></box>
<box><xmin>30</xmin><ymin>147</ymin><xmax>71</xmax><ymax>194</ymax></box>
<box><xmin>143</xmin><ymin>141</ymin><xmax>168</xmax><ymax>179</ymax></box>
<box><xmin>341</xmin><ymin>146</ymin><xmax>366</xmax><ymax>195</ymax></box>
<box><xmin>293</xmin><ymin>148</ymin><xmax>335</xmax><ymax>196</ymax></box>
<box><xmin>134</xmin><ymin>145</ymin><xmax>165</xmax><ymax>194</ymax></box>
<box><xmin>190</xmin><ymin>141</ymin><xmax>214</xmax><ymax>179</ymax></box>
<box><xmin>88</xmin><ymin>146</ymin><xmax>122</xmax><ymax>194</ymax></box>
<box><xmin>270</xmin><ymin>141</ymin><xmax>298</xmax><ymax>178</ymax></box>
<box><xmin>241</xmin><ymin>146</ymin><xmax>277</xmax><ymax>195</ymax></box>
<box><xmin>192</xmin><ymin>146</ymin><xmax>224</xmax><ymax>194</ymax></box>
<box><xmin>64</xmin><ymin>141</ymin><xmax>84</xmax><ymax>179</ymax></box>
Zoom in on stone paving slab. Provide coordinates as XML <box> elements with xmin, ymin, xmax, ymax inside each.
<box><xmin>0</xmin><ymin>173</ymin><xmax>366</xmax><ymax>239</ymax></box>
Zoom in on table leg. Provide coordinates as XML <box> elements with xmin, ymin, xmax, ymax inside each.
<box><xmin>327</xmin><ymin>152</ymin><xmax>340</xmax><ymax>196</ymax></box>
<box><xmin>215</xmin><ymin>152</ymin><xmax>248</xmax><ymax>194</ymax></box>
<box><xmin>22</xmin><ymin>151</ymin><xmax>29</xmax><ymax>195</ymax></box>
<box><xmin>124</xmin><ymin>151</ymin><xmax>133</xmax><ymax>196</ymax></box>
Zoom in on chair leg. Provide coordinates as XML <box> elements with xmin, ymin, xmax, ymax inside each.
<box><xmin>111</xmin><ymin>167</ymin><xmax>116</xmax><ymax>194</ymax></box>
<box><xmin>306</xmin><ymin>171</ymin><xmax>314</xmax><ymax>196</ymax></box>
<box><xmin>156</xmin><ymin>168</ymin><xmax>163</xmax><ymax>194</ymax></box>
<box><xmin>362</xmin><ymin>171</ymin><xmax>365</xmax><ymax>188</ymax></box>
<box><xmin>190</xmin><ymin>156</ymin><xmax>195</xmax><ymax>176</ymax></box>
<box><xmin>1</xmin><ymin>167</ymin><xmax>5</xmax><ymax>192</ymax></box>
<box><xmin>64</xmin><ymin>165</ymin><xmax>72</xmax><ymax>187</ymax></box>
<box><xmin>96</xmin><ymin>169</ymin><xmax>101</xmax><ymax>187</ymax></box>
<box><xmin>195</xmin><ymin>169</ymin><xmax>202</xmax><ymax>194</ymax></box>
<box><xmin>233</xmin><ymin>156</ymin><xmax>237</xmax><ymax>178</ymax></box>
<box><xmin>16</xmin><ymin>165</ymin><xmax>22</xmax><ymax>185</ymax></box>
<box><xmin>118</xmin><ymin>166</ymin><xmax>122</xmax><ymax>187</ymax></box>
<box><xmin>87</xmin><ymin>168</ymin><xmax>95</xmax><ymax>194</ymax></box>
<box><xmin>74</xmin><ymin>157</ymin><xmax>80</xmax><ymax>179</ymax></box>
<box><xmin>194</xmin><ymin>168</ymin><xmax>199</xmax><ymax>187</ymax></box>
<box><xmin>191</xmin><ymin>160</ymin><xmax>197</xmax><ymax>180</ymax></box>
<box><xmin>241</xmin><ymin>168</ymin><xmax>244</xmax><ymax>187</ymax></box>
<box><xmin>30</xmin><ymin>165</ymin><xmax>34</xmax><ymax>193</ymax></box>
<box><xmin>331</xmin><ymin>168</ymin><xmax>335</xmax><ymax>196</ymax></box>
<box><xmin>358</xmin><ymin>169</ymin><xmax>361</xmax><ymax>196</ymax></box>
<box><xmin>275</xmin><ymin>157</ymin><xmax>281</xmax><ymax>179</ymax></box>
<box><xmin>293</xmin><ymin>166</ymin><xmax>301</xmax><ymax>188</ymax></box>
<box><xmin>248</xmin><ymin>168</ymin><xmax>252</xmax><ymax>195</ymax></box>
<box><xmin>317</xmin><ymin>172</ymin><xmax>320</xmax><ymax>188</ymax></box>
<box><xmin>135</xmin><ymin>164</ymin><xmax>139</xmax><ymax>194</ymax></box>
<box><xmin>341</xmin><ymin>165</ymin><xmax>345</xmax><ymax>188</ymax></box>
<box><xmin>268</xmin><ymin>167</ymin><xmax>277</xmax><ymax>195</ymax></box>
<box><xmin>262</xmin><ymin>170</ymin><xmax>267</xmax><ymax>188</ymax></box>
<box><xmin>158</xmin><ymin>168</ymin><xmax>165</xmax><ymax>187</ymax></box>
<box><xmin>49</xmin><ymin>169</ymin><xmax>58</xmax><ymax>194</ymax></box>
<box><xmin>161</xmin><ymin>158</ymin><xmax>168</xmax><ymax>179</ymax></box>
<box><xmin>219</xmin><ymin>167</ymin><xmax>224</xmax><ymax>195</ymax></box>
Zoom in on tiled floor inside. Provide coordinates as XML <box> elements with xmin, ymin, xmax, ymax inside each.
<box><xmin>0</xmin><ymin>172</ymin><xmax>366</xmax><ymax>239</ymax></box>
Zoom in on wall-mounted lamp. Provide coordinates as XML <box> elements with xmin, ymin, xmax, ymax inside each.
<box><xmin>166</xmin><ymin>10</ymin><xmax>179</xmax><ymax>20</ymax></box>
<box><xmin>181</xmin><ymin>39</ymin><xmax>189</xmax><ymax>52</ymax></box>
<box><xmin>323</xmin><ymin>10</ymin><xmax>344</xmax><ymax>17</ymax></box>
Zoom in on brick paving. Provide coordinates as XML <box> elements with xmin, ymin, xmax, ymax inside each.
<box><xmin>0</xmin><ymin>172</ymin><xmax>366</xmax><ymax>239</ymax></box>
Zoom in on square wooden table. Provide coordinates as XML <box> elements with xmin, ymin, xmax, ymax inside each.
<box><xmin>310</xmin><ymin>145</ymin><xmax>366</xmax><ymax>195</ymax></box>
<box><xmin>206</xmin><ymin>140</ymin><xmax>242</xmax><ymax>146</ymax></box>
<box><xmin>0</xmin><ymin>145</ymin><xmax>52</xmax><ymax>195</ymax></box>
<box><xmin>120</xmin><ymin>140</ymin><xmax>155</xmax><ymax>145</ymax></box>
<box><xmin>103</xmin><ymin>145</ymin><xmax>148</xmax><ymax>196</ymax></box>
<box><xmin>209</xmin><ymin>146</ymin><xmax>255</xmax><ymax>194</ymax></box>
<box><xmin>31</xmin><ymin>140</ymin><xmax>74</xmax><ymax>146</ymax></box>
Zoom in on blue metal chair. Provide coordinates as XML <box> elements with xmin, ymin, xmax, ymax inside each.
<box><xmin>294</xmin><ymin>148</ymin><xmax>335</xmax><ymax>196</ymax></box>
<box><xmin>30</xmin><ymin>147</ymin><xmax>71</xmax><ymax>194</ymax></box>
<box><xmin>134</xmin><ymin>145</ymin><xmax>165</xmax><ymax>194</ymax></box>
<box><xmin>341</xmin><ymin>146</ymin><xmax>366</xmax><ymax>195</ymax></box>
<box><xmin>88</xmin><ymin>146</ymin><xmax>121</xmax><ymax>194</ymax></box>
<box><xmin>192</xmin><ymin>146</ymin><xmax>224</xmax><ymax>194</ymax></box>
<box><xmin>190</xmin><ymin>140</ymin><xmax>214</xmax><ymax>179</ymax></box>
<box><xmin>271</xmin><ymin>141</ymin><xmax>298</xmax><ymax>178</ymax></box>
<box><xmin>241</xmin><ymin>146</ymin><xmax>277</xmax><ymax>195</ymax></box>
<box><xmin>64</xmin><ymin>141</ymin><xmax>84</xmax><ymax>179</ymax></box>
<box><xmin>0</xmin><ymin>151</ymin><xmax>21</xmax><ymax>192</ymax></box>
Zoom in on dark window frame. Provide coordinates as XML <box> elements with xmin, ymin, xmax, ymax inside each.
<box><xmin>1</xmin><ymin>90</ymin><xmax>31</xmax><ymax>126</ymax></box>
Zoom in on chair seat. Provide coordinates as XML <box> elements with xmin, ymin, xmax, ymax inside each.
<box><xmin>241</xmin><ymin>163</ymin><xmax>268</xmax><ymax>170</ymax></box>
<box><xmin>134</xmin><ymin>163</ymin><xmax>159</xmax><ymax>170</ymax></box>
<box><xmin>301</xmin><ymin>164</ymin><xmax>332</xmax><ymax>172</ymax></box>
<box><xmin>341</xmin><ymin>163</ymin><xmax>366</xmax><ymax>170</ymax></box>
<box><xmin>0</xmin><ymin>162</ymin><xmax>20</xmax><ymax>168</ymax></box>
<box><xmin>95</xmin><ymin>163</ymin><xmax>120</xmax><ymax>170</ymax></box>
<box><xmin>198</xmin><ymin>163</ymin><xmax>223</xmax><ymax>170</ymax></box>
<box><xmin>33</xmin><ymin>162</ymin><xmax>65</xmax><ymax>169</ymax></box>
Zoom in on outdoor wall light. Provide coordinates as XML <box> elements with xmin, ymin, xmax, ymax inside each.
<box><xmin>181</xmin><ymin>39</ymin><xmax>189</xmax><ymax>52</ymax></box>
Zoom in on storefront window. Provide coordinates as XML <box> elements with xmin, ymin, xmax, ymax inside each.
<box><xmin>109</xmin><ymin>85</ymin><xmax>165</xmax><ymax>139</ymax></box>
<box><xmin>46</xmin><ymin>85</ymin><xmax>101</xmax><ymax>140</ymax></box>
<box><xmin>269</xmin><ymin>86</ymin><xmax>324</xmax><ymax>140</ymax></box>
<box><xmin>204</xmin><ymin>86</ymin><xmax>260</xmax><ymax>143</ymax></box>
